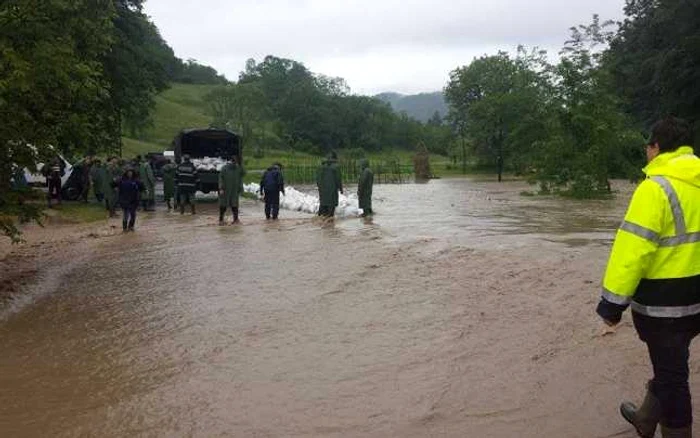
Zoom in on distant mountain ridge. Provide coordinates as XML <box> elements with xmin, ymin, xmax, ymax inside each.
<box><xmin>375</xmin><ymin>91</ymin><xmax>448</xmax><ymax>123</ymax></box>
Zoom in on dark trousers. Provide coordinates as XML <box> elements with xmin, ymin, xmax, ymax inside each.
<box><xmin>105</xmin><ymin>199</ymin><xmax>116</xmax><ymax>216</ymax></box>
<box><xmin>179</xmin><ymin>192</ymin><xmax>195</xmax><ymax>214</ymax></box>
<box><xmin>633</xmin><ymin>312</ymin><xmax>700</xmax><ymax>428</ymax></box>
<box><xmin>80</xmin><ymin>181</ymin><xmax>89</xmax><ymax>202</ymax></box>
<box><xmin>318</xmin><ymin>205</ymin><xmax>335</xmax><ymax>217</ymax></box>
<box><xmin>220</xmin><ymin>206</ymin><xmax>239</xmax><ymax>222</ymax></box>
<box><xmin>265</xmin><ymin>202</ymin><xmax>279</xmax><ymax>219</ymax></box>
<box><xmin>122</xmin><ymin>206</ymin><xmax>137</xmax><ymax>230</ymax></box>
<box><xmin>47</xmin><ymin>179</ymin><xmax>61</xmax><ymax>205</ymax></box>
<box><xmin>95</xmin><ymin>193</ymin><xmax>104</xmax><ymax>203</ymax></box>
<box><xmin>264</xmin><ymin>191</ymin><xmax>280</xmax><ymax>219</ymax></box>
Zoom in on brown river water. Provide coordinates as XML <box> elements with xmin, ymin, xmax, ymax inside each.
<box><xmin>1</xmin><ymin>178</ymin><xmax>698</xmax><ymax>437</ymax></box>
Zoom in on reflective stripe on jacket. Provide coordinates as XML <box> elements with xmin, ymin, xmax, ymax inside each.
<box><xmin>601</xmin><ymin>146</ymin><xmax>700</xmax><ymax>318</ymax></box>
<box><xmin>176</xmin><ymin>162</ymin><xmax>199</xmax><ymax>193</ymax></box>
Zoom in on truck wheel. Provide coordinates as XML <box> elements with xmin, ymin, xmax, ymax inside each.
<box><xmin>62</xmin><ymin>186</ymin><xmax>80</xmax><ymax>201</ymax></box>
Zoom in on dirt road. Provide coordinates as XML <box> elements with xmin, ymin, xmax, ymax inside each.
<box><xmin>1</xmin><ymin>178</ymin><xmax>696</xmax><ymax>437</ymax></box>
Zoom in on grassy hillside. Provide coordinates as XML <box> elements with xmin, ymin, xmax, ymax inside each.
<box><xmin>122</xmin><ymin>83</ymin><xmax>217</xmax><ymax>157</ymax></box>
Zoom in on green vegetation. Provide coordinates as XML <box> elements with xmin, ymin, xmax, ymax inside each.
<box><xmin>445</xmin><ymin>15</ymin><xmax>648</xmax><ymax>197</ymax></box>
<box><xmin>122</xmin><ymin>83</ymin><xmax>218</xmax><ymax>154</ymax></box>
<box><xmin>1</xmin><ymin>0</ymin><xmax>229</xmax><ymax>241</ymax></box>
<box><xmin>205</xmin><ymin>56</ymin><xmax>454</xmax><ymax>158</ymax></box>
<box><xmin>4</xmin><ymin>0</ymin><xmax>700</xmax><ymax>241</ymax></box>
<box><xmin>48</xmin><ymin>203</ymin><xmax>111</xmax><ymax>223</ymax></box>
<box><xmin>442</xmin><ymin>3</ymin><xmax>700</xmax><ymax>196</ymax></box>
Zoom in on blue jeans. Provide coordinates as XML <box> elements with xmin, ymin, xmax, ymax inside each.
<box><xmin>122</xmin><ymin>206</ymin><xmax>137</xmax><ymax>230</ymax></box>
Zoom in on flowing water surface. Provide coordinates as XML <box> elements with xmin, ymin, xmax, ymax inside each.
<box><xmin>2</xmin><ymin>178</ymin><xmax>657</xmax><ymax>438</ymax></box>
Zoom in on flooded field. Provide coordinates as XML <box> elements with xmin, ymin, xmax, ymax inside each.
<box><xmin>1</xmin><ymin>178</ymin><xmax>695</xmax><ymax>437</ymax></box>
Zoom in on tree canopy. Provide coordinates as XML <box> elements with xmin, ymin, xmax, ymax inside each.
<box><xmin>443</xmin><ymin>10</ymin><xmax>683</xmax><ymax>197</ymax></box>
<box><xmin>0</xmin><ymin>0</ymin><xmax>226</xmax><ymax>241</ymax></box>
<box><xmin>206</xmin><ymin>55</ymin><xmax>453</xmax><ymax>156</ymax></box>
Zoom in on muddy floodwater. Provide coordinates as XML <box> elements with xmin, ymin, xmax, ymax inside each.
<box><xmin>1</xmin><ymin>178</ymin><xmax>698</xmax><ymax>437</ymax></box>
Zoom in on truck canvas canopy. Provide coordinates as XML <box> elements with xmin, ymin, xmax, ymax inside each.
<box><xmin>172</xmin><ymin>128</ymin><xmax>241</xmax><ymax>162</ymax></box>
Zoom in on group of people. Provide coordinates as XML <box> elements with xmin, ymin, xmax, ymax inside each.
<box><xmin>44</xmin><ymin>151</ymin><xmax>375</xmax><ymax>231</ymax></box>
<box><xmin>115</xmin><ymin>154</ymin><xmax>201</xmax><ymax>230</ymax></box>
<box><xmin>43</xmin><ymin>155</ymin><xmax>156</xmax><ymax>213</ymax></box>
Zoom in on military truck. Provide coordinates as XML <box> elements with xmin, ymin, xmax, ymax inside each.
<box><xmin>170</xmin><ymin>128</ymin><xmax>242</xmax><ymax>194</ymax></box>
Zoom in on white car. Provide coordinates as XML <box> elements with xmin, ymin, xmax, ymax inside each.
<box><xmin>23</xmin><ymin>151</ymin><xmax>73</xmax><ymax>187</ymax></box>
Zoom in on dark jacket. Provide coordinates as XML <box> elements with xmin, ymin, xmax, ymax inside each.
<box><xmin>115</xmin><ymin>178</ymin><xmax>144</xmax><ymax>209</ymax></box>
<box><xmin>42</xmin><ymin>162</ymin><xmax>64</xmax><ymax>182</ymax></box>
<box><xmin>260</xmin><ymin>166</ymin><xmax>285</xmax><ymax>197</ymax></box>
<box><xmin>176</xmin><ymin>161</ymin><xmax>199</xmax><ymax>194</ymax></box>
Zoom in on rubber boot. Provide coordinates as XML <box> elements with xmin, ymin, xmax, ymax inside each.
<box><xmin>166</xmin><ymin>200</ymin><xmax>172</xmax><ymax>211</ymax></box>
<box><xmin>661</xmin><ymin>425</ymin><xmax>692</xmax><ymax>438</ymax></box>
<box><xmin>232</xmin><ymin>207</ymin><xmax>240</xmax><ymax>224</ymax></box>
<box><xmin>219</xmin><ymin>207</ymin><xmax>226</xmax><ymax>225</ymax></box>
<box><xmin>180</xmin><ymin>203</ymin><xmax>185</xmax><ymax>215</ymax></box>
<box><xmin>620</xmin><ymin>382</ymin><xmax>661</xmax><ymax>438</ymax></box>
<box><xmin>191</xmin><ymin>203</ymin><xmax>196</xmax><ymax>215</ymax></box>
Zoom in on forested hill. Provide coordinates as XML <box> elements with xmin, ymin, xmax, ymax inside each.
<box><xmin>375</xmin><ymin>92</ymin><xmax>448</xmax><ymax>122</ymax></box>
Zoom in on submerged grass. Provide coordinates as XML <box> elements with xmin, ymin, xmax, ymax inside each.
<box><xmin>46</xmin><ymin>202</ymin><xmax>109</xmax><ymax>223</ymax></box>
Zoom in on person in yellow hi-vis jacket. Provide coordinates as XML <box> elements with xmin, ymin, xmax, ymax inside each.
<box><xmin>598</xmin><ymin>117</ymin><xmax>700</xmax><ymax>438</ymax></box>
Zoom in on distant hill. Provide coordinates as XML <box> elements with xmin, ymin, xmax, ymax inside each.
<box><xmin>375</xmin><ymin>91</ymin><xmax>448</xmax><ymax>122</ymax></box>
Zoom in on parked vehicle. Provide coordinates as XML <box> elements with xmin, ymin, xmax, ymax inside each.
<box><xmin>23</xmin><ymin>150</ymin><xmax>73</xmax><ymax>188</ymax></box>
<box><xmin>170</xmin><ymin>128</ymin><xmax>242</xmax><ymax>194</ymax></box>
<box><xmin>146</xmin><ymin>152</ymin><xmax>168</xmax><ymax>179</ymax></box>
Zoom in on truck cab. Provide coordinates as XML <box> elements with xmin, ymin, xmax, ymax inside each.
<box><xmin>171</xmin><ymin>128</ymin><xmax>242</xmax><ymax>194</ymax></box>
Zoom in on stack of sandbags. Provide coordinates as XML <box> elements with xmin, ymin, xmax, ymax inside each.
<box><xmin>191</xmin><ymin>157</ymin><xmax>228</xmax><ymax>171</ymax></box>
<box><xmin>243</xmin><ymin>183</ymin><xmax>362</xmax><ymax>218</ymax></box>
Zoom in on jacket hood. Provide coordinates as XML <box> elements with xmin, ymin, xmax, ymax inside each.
<box><xmin>644</xmin><ymin>146</ymin><xmax>700</xmax><ymax>188</ymax></box>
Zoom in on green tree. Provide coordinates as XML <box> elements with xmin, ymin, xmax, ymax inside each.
<box><xmin>104</xmin><ymin>0</ymin><xmax>173</xmax><ymax>138</ymax></box>
<box><xmin>0</xmin><ymin>0</ymin><xmax>116</xmax><ymax>241</ymax></box>
<box><xmin>208</xmin><ymin>82</ymin><xmax>266</xmax><ymax>146</ymax></box>
<box><xmin>608</xmin><ymin>0</ymin><xmax>700</xmax><ymax>128</ymax></box>
<box><xmin>175</xmin><ymin>59</ymin><xmax>228</xmax><ymax>85</ymax></box>
<box><xmin>445</xmin><ymin>50</ymin><xmax>550</xmax><ymax>172</ymax></box>
<box><xmin>428</xmin><ymin>111</ymin><xmax>443</xmax><ymax>127</ymax></box>
<box><xmin>533</xmin><ymin>16</ymin><xmax>643</xmax><ymax>196</ymax></box>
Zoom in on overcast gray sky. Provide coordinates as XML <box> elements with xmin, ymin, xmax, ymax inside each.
<box><xmin>144</xmin><ymin>0</ymin><xmax>627</xmax><ymax>96</ymax></box>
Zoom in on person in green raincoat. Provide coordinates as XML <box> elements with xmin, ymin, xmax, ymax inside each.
<box><xmin>316</xmin><ymin>151</ymin><xmax>343</xmax><ymax>218</ymax></box>
<box><xmin>218</xmin><ymin>156</ymin><xmax>245</xmax><ymax>225</ymax></box>
<box><xmin>90</xmin><ymin>159</ymin><xmax>106</xmax><ymax>203</ymax></box>
<box><xmin>161</xmin><ymin>158</ymin><xmax>177</xmax><ymax>210</ymax></box>
<box><xmin>138</xmin><ymin>157</ymin><xmax>156</xmax><ymax>211</ymax></box>
<box><xmin>103</xmin><ymin>157</ymin><xmax>119</xmax><ymax>217</ymax></box>
<box><xmin>357</xmin><ymin>159</ymin><xmax>374</xmax><ymax>217</ymax></box>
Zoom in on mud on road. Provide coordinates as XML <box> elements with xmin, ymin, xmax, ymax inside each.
<box><xmin>1</xmin><ymin>178</ymin><xmax>697</xmax><ymax>437</ymax></box>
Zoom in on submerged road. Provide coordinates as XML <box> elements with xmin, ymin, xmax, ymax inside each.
<box><xmin>1</xmin><ymin>179</ymin><xmax>695</xmax><ymax>437</ymax></box>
